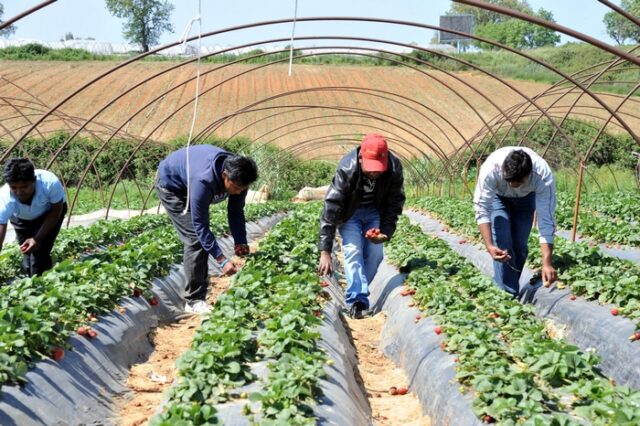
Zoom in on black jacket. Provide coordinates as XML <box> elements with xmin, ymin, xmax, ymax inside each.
<box><xmin>319</xmin><ymin>148</ymin><xmax>405</xmax><ymax>252</ymax></box>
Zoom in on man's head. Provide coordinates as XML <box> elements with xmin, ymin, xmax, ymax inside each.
<box><xmin>221</xmin><ymin>155</ymin><xmax>258</xmax><ymax>195</ymax></box>
<box><xmin>359</xmin><ymin>133</ymin><xmax>389</xmax><ymax>180</ymax></box>
<box><xmin>502</xmin><ymin>149</ymin><xmax>532</xmax><ymax>188</ymax></box>
<box><xmin>3</xmin><ymin>158</ymin><xmax>36</xmax><ymax>202</ymax></box>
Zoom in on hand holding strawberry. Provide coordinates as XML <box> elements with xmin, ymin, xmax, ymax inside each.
<box><xmin>364</xmin><ymin>228</ymin><xmax>388</xmax><ymax>244</ymax></box>
<box><xmin>234</xmin><ymin>243</ymin><xmax>250</xmax><ymax>256</ymax></box>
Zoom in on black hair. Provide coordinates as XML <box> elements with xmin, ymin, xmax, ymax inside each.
<box><xmin>223</xmin><ymin>155</ymin><xmax>258</xmax><ymax>187</ymax></box>
<box><xmin>3</xmin><ymin>158</ymin><xmax>36</xmax><ymax>184</ymax></box>
<box><xmin>502</xmin><ymin>150</ymin><xmax>532</xmax><ymax>182</ymax></box>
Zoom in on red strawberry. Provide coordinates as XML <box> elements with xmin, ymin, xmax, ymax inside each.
<box><xmin>51</xmin><ymin>347</ymin><xmax>64</xmax><ymax>361</ymax></box>
<box><xmin>611</xmin><ymin>308</ymin><xmax>619</xmax><ymax>316</ymax></box>
<box><xmin>320</xmin><ymin>281</ymin><xmax>330</xmax><ymax>288</ymax></box>
<box><xmin>415</xmin><ymin>314</ymin><xmax>421</xmax><ymax>320</ymax></box>
<box><xmin>149</xmin><ymin>296</ymin><xmax>158</xmax><ymax>306</ymax></box>
<box><xmin>389</xmin><ymin>386</ymin><xmax>398</xmax><ymax>395</ymax></box>
<box><xmin>434</xmin><ymin>326</ymin><xmax>443</xmax><ymax>335</ymax></box>
<box><xmin>77</xmin><ymin>326</ymin><xmax>88</xmax><ymax>336</ymax></box>
<box><xmin>396</xmin><ymin>387</ymin><xmax>408</xmax><ymax>395</ymax></box>
<box><xmin>569</xmin><ymin>295</ymin><xmax>576</xmax><ymax>301</ymax></box>
<box><xmin>629</xmin><ymin>332</ymin><xmax>640</xmax><ymax>341</ymax></box>
<box><xmin>454</xmin><ymin>357</ymin><xmax>459</xmax><ymax>362</ymax></box>
<box><xmin>490</xmin><ymin>312</ymin><xmax>500</xmax><ymax>319</ymax></box>
<box><xmin>459</xmin><ymin>239</ymin><xmax>467</xmax><ymax>244</ymax></box>
<box><xmin>483</xmin><ymin>415</ymin><xmax>495</xmax><ymax>423</ymax></box>
<box><xmin>87</xmin><ymin>329</ymin><xmax>98</xmax><ymax>339</ymax></box>
<box><xmin>133</xmin><ymin>288</ymin><xmax>142</xmax><ymax>297</ymax></box>
<box><xmin>312</xmin><ymin>310</ymin><xmax>322</xmax><ymax>318</ymax></box>
<box><xmin>440</xmin><ymin>342</ymin><xmax>447</xmax><ymax>351</ymax></box>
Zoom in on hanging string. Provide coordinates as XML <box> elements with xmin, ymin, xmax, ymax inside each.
<box><xmin>180</xmin><ymin>0</ymin><xmax>203</xmax><ymax>215</ymax></box>
<box><xmin>288</xmin><ymin>0</ymin><xmax>299</xmax><ymax>76</ymax></box>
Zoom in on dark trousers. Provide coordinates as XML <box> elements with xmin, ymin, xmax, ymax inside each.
<box><xmin>10</xmin><ymin>203</ymin><xmax>68</xmax><ymax>277</ymax></box>
<box><xmin>155</xmin><ymin>183</ymin><xmax>209</xmax><ymax>301</ymax></box>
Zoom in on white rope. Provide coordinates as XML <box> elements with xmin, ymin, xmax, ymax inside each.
<box><xmin>288</xmin><ymin>0</ymin><xmax>299</xmax><ymax>76</ymax></box>
<box><xmin>181</xmin><ymin>0</ymin><xmax>203</xmax><ymax>215</ymax></box>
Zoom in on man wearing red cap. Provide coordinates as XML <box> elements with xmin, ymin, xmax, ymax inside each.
<box><xmin>318</xmin><ymin>134</ymin><xmax>405</xmax><ymax>319</ymax></box>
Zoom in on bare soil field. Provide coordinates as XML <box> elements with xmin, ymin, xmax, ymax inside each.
<box><xmin>2</xmin><ymin>61</ymin><xmax>638</xmax><ymax>159</ymax></box>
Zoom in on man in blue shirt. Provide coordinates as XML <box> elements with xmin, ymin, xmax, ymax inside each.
<box><xmin>156</xmin><ymin>145</ymin><xmax>258</xmax><ymax>314</ymax></box>
<box><xmin>0</xmin><ymin>158</ymin><xmax>68</xmax><ymax>277</ymax></box>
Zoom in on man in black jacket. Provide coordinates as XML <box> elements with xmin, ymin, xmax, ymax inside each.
<box><xmin>318</xmin><ymin>134</ymin><xmax>405</xmax><ymax>319</ymax></box>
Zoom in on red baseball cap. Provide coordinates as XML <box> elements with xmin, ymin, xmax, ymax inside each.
<box><xmin>360</xmin><ymin>133</ymin><xmax>389</xmax><ymax>172</ymax></box>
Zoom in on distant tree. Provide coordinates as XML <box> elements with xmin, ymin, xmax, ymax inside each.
<box><xmin>0</xmin><ymin>3</ymin><xmax>17</xmax><ymax>38</ymax></box>
<box><xmin>64</xmin><ymin>32</ymin><xmax>74</xmax><ymax>41</ymax></box>
<box><xmin>603</xmin><ymin>0</ymin><xmax>640</xmax><ymax>45</ymax></box>
<box><xmin>105</xmin><ymin>0</ymin><xmax>174</xmax><ymax>52</ymax></box>
<box><xmin>450</xmin><ymin>1</ymin><xmax>560</xmax><ymax>50</ymax></box>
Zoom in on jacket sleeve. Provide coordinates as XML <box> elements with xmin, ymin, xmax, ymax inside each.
<box><xmin>190</xmin><ymin>179</ymin><xmax>223</xmax><ymax>259</ymax></box>
<box><xmin>379</xmin><ymin>162</ymin><xmax>405</xmax><ymax>239</ymax></box>
<box><xmin>228</xmin><ymin>190</ymin><xmax>248</xmax><ymax>245</ymax></box>
<box><xmin>319</xmin><ymin>168</ymin><xmax>350</xmax><ymax>252</ymax></box>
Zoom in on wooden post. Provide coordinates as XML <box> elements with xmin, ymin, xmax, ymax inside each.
<box><xmin>461</xmin><ymin>163</ymin><xmax>469</xmax><ymax>199</ymax></box>
<box><xmin>571</xmin><ymin>161</ymin><xmax>585</xmax><ymax>242</ymax></box>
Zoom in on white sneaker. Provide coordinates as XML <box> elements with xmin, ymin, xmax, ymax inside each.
<box><xmin>185</xmin><ymin>300</ymin><xmax>212</xmax><ymax>315</ymax></box>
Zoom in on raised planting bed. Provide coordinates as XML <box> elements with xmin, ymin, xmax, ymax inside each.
<box><xmin>377</xmin><ymin>216</ymin><xmax>640</xmax><ymax>424</ymax></box>
<box><xmin>150</xmin><ymin>203</ymin><xmax>372</xmax><ymax>426</ymax></box>
<box><xmin>405</xmin><ymin>207</ymin><xmax>640</xmax><ymax>390</ymax></box>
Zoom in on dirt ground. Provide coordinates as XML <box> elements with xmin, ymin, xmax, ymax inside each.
<box><xmin>346</xmin><ymin>311</ymin><xmax>431</xmax><ymax>426</ymax></box>
<box><xmin>115</xmin><ymin>253</ymin><xmax>249</xmax><ymax>426</ymax></box>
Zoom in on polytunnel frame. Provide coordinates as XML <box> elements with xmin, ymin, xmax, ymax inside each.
<box><xmin>1</xmin><ymin>9</ymin><xmax>637</xmax><ymax>239</ymax></box>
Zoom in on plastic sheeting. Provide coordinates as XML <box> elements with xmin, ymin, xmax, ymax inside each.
<box><xmin>405</xmin><ymin>210</ymin><xmax>640</xmax><ymax>390</ymax></box>
<box><xmin>366</xmin><ymin>261</ymin><xmax>482</xmax><ymax>426</ymax></box>
<box><xmin>0</xmin><ymin>214</ymin><xmax>285</xmax><ymax>426</ymax></box>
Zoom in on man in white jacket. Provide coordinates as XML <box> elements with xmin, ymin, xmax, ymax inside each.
<box><xmin>473</xmin><ymin>147</ymin><xmax>557</xmax><ymax>296</ymax></box>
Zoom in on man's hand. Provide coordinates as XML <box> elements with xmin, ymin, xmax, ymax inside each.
<box><xmin>542</xmin><ymin>264</ymin><xmax>557</xmax><ymax>286</ymax></box>
<box><xmin>20</xmin><ymin>238</ymin><xmax>39</xmax><ymax>254</ymax></box>
<box><xmin>222</xmin><ymin>260</ymin><xmax>239</xmax><ymax>276</ymax></box>
<box><xmin>365</xmin><ymin>228</ymin><xmax>389</xmax><ymax>244</ymax></box>
<box><xmin>234</xmin><ymin>244</ymin><xmax>250</xmax><ymax>256</ymax></box>
<box><xmin>318</xmin><ymin>251</ymin><xmax>333</xmax><ymax>276</ymax></box>
<box><xmin>487</xmin><ymin>245</ymin><xmax>511</xmax><ymax>263</ymax></box>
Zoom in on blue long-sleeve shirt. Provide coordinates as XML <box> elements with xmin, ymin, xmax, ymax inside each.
<box><xmin>157</xmin><ymin>145</ymin><xmax>247</xmax><ymax>258</ymax></box>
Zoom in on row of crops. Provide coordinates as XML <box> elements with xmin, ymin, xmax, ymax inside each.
<box><xmin>385</xmin><ymin>217</ymin><xmax>640</xmax><ymax>424</ymax></box>
<box><xmin>152</xmin><ymin>203</ymin><xmax>328</xmax><ymax>425</ymax></box>
<box><xmin>409</xmin><ymin>195</ymin><xmax>640</xmax><ymax>333</ymax></box>
<box><xmin>0</xmin><ymin>201</ymin><xmax>291</xmax><ymax>386</ymax></box>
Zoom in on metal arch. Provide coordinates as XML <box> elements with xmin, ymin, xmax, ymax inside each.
<box><xmin>0</xmin><ymin>0</ymin><xmax>56</xmax><ymax>31</ymax></box>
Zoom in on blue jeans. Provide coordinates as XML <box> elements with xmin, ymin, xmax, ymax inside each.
<box><xmin>491</xmin><ymin>192</ymin><xmax>536</xmax><ymax>296</ymax></box>
<box><xmin>339</xmin><ymin>206</ymin><xmax>384</xmax><ymax>308</ymax></box>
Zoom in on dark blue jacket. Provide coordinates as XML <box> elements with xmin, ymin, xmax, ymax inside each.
<box><xmin>157</xmin><ymin>145</ymin><xmax>247</xmax><ymax>258</ymax></box>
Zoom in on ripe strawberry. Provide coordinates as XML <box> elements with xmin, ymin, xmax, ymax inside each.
<box><xmin>434</xmin><ymin>326</ymin><xmax>443</xmax><ymax>335</ymax></box>
<box><xmin>454</xmin><ymin>357</ymin><xmax>459</xmax><ymax>362</ymax></box>
<box><xmin>483</xmin><ymin>415</ymin><xmax>495</xmax><ymax>423</ymax></box>
<box><xmin>133</xmin><ymin>288</ymin><xmax>142</xmax><ymax>297</ymax></box>
<box><xmin>490</xmin><ymin>312</ymin><xmax>500</xmax><ymax>319</ymax></box>
<box><xmin>459</xmin><ymin>239</ymin><xmax>467</xmax><ymax>244</ymax></box>
<box><xmin>440</xmin><ymin>342</ymin><xmax>447</xmax><ymax>351</ymax></box>
<box><xmin>51</xmin><ymin>347</ymin><xmax>64</xmax><ymax>361</ymax></box>
<box><xmin>629</xmin><ymin>332</ymin><xmax>640</xmax><ymax>341</ymax></box>
<box><xmin>320</xmin><ymin>281</ymin><xmax>330</xmax><ymax>288</ymax></box>
<box><xmin>149</xmin><ymin>296</ymin><xmax>158</xmax><ymax>306</ymax></box>
<box><xmin>611</xmin><ymin>308</ymin><xmax>619</xmax><ymax>316</ymax></box>
<box><xmin>569</xmin><ymin>294</ymin><xmax>577</xmax><ymax>301</ymax></box>
<box><xmin>77</xmin><ymin>326</ymin><xmax>88</xmax><ymax>335</ymax></box>
<box><xmin>415</xmin><ymin>314</ymin><xmax>421</xmax><ymax>320</ymax></box>
<box><xmin>396</xmin><ymin>387</ymin><xmax>408</xmax><ymax>395</ymax></box>
<box><xmin>312</xmin><ymin>310</ymin><xmax>322</xmax><ymax>318</ymax></box>
<box><xmin>87</xmin><ymin>329</ymin><xmax>98</xmax><ymax>339</ymax></box>
<box><xmin>388</xmin><ymin>386</ymin><xmax>398</xmax><ymax>395</ymax></box>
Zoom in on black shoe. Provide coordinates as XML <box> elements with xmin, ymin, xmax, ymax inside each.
<box><xmin>349</xmin><ymin>301</ymin><xmax>368</xmax><ymax>319</ymax></box>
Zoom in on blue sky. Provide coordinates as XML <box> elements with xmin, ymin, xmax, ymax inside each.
<box><xmin>2</xmin><ymin>1</ymin><xmax>620</xmax><ymax>47</ymax></box>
